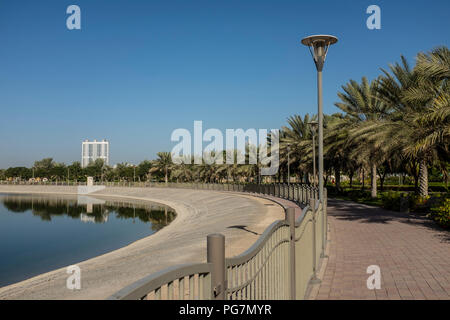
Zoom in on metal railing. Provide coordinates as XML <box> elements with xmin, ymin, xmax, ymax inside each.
<box><xmin>110</xmin><ymin>263</ymin><xmax>214</xmax><ymax>300</ymax></box>
<box><xmin>102</xmin><ymin>181</ymin><xmax>320</xmax><ymax>206</ymax></box>
<box><xmin>0</xmin><ymin>180</ymin><xmax>88</xmax><ymax>186</ymax></box>
<box><xmin>0</xmin><ymin>180</ymin><xmax>319</xmax><ymax>208</ymax></box>
<box><xmin>107</xmin><ymin>182</ymin><xmax>327</xmax><ymax>300</ymax></box>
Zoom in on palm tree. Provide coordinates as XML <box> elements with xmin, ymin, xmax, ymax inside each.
<box><xmin>280</xmin><ymin>114</ymin><xmax>317</xmax><ymax>183</ymax></box>
<box><xmin>334</xmin><ymin>77</ymin><xmax>390</xmax><ymax>198</ymax></box>
<box><xmin>151</xmin><ymin>152</ymin><xmax>173</xmax><ymax>184</ymax></box>
<box><xmin>374</xmin><ymin>49</ymin><xmax>450</xmax><ymax>196</ymax></box>
<box><xmin>323</xmin><ymin>113</ymin><xmax>354</xmax><ymax>192</ymax></box>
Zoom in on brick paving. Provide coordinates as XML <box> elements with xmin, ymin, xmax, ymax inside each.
<box><xmin>314</xmin><ymin>199</ymin><xmax>450</xmax><ymax>300</ymax></box>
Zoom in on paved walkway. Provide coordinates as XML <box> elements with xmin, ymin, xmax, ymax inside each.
<box><xmin>313</xmin><ymin>199</ymin><xmax>450</xmax><ymax>300</ymax></box>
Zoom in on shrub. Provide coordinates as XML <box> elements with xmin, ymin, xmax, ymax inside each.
<box><xmin>408</xmin><ymin>194</ymin><xmax>431</xmax><ymax>213</ymax></box>
<box><xmin>430</xmin><ymin>198</ymin><xmax>450</xmax><ymax>228</ymax></box>
<box><xmin>347</xmin><ymin>189</ymin><xmax>370</xmax><ymax>200</ymax></box>
<box><xmin>380</xmin><ymin>191</ymin><xmax>406</xmax><ymax>211</ymax></box>
<box><xmin>326</xmin><ymin>188</ymin><xmax>370</xmax><ymax>199</ymax></box>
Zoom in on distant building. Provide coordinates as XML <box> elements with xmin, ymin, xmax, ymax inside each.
<box><xmin>81</xmin><ymin>139</ymin><xmax>109</xmax><ymax>168</ymax></box>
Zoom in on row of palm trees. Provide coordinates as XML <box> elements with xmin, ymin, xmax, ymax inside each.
<box><xmin>152</xmin><ymin>46</ymin><xmax>449</xmax><ymax>198</ymax></box>
<box><xmin>324</xmin><ymin>46</ymin><xmax>449</xmax><ymax>197</ymax></box>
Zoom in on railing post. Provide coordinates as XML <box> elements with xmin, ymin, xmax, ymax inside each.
<box><xmin>309</xmin><ymin>198</ymin><xmax>321</xmax><ymax>285</ymax></box>
<box><xmin>285</xmin><ymin>207</ymin><xmax>296</xmax><ymax>300</ymax></box>
<box><xmin>303</xmin><ymin>186</ymin><xmax>307</xmax><ymax>204</ymax></box>
<box><xmin>321</xmin><ymin>188</ymin><xmax>328</xmax><ymax>258</ymax></box>
<box><xmin>207</xmin><ymin>234</ymin><xmax>226</xmax><ymax>300</ymax></box>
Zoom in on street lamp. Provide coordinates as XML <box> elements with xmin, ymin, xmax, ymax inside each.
<box><xmin>308</xmin><ymin>121</ymin><xmax>319</xmax><ymax>188</ymax></box>
<box><xmin>287</xmin><ymin>146</ymin><xmax>291</xmax><ymax>186</ymax></box>
<box><xmin>301</xmin><ymin>35</ymin><xmax>338</xmax><ymax>203</ymax></box>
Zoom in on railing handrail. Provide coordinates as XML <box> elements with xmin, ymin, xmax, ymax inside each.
<box><xmin>295</xmin><ymin>204</ymin><xmax>310</xmax><ymax>226</ymax></box>
<box><xmin>108</xmin><ymin>262</ymin><xmax>212</xmax><ymax>300</ymax></box>
<box><xmin>226</xmin><ymin>219</ymin><xmax>288</xmax><ymax>267</ymax></box>
<box><xmin>0</xmin><ymin>180</ymin><xmax>318</xmax><ymax>189</ymax></box>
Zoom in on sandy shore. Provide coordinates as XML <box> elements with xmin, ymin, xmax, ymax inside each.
<box><xmin>0</xmin><ymin>185</ymin><xmax>285</xmax><ymax>299</ymax></box>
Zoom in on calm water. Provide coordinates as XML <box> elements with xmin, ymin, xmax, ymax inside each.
<box><xmin>0</xmin><ymin>193</ymin><xmax>176</xmax><ymax>287</ymax></box>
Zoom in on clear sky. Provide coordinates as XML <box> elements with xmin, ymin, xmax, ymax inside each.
<box><xmin>0</xmin><ymin>0</ymin><xmax>449</xmax><ymax>168</ymax></box>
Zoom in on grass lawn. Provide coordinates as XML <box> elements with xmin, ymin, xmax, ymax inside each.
<box><xmin>331</xmin><ymin>193</ymin><xmax>383</xmax><ymax>207</ymax></box>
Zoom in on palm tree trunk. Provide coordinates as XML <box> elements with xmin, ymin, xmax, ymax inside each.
<box><xmin>361</xmin><ymin>167</ymin><xmax>365</xmax><ymax>190</ymax></box>
<box><xmin>418</xmin><ymin>159</ymin><xmax>428</xmax><ymax>197</ymax></box>
<box><xmin>335</xmin><ymin>167</ymin><xmax>341</xmax><ymax>192</ymax></box>
<box><xmin>324</xmin><ymin>172</ymin><xmax>329</xmax><ymax>187</ymax></box>
<box><xmin>371</xmin><ymin>164</ymin><xmax>377</xmax><ymax>198</ymax></box>
<box><xmin>165</xmin><ymin>167</ymin><xmax>168</xmax><ymax>184</ymax></box>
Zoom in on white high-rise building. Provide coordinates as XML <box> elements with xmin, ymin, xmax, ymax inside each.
<box><xmin>81</xmin><ymin>139</ymin><xmax>109</xmax><ymax>168</ymax></box>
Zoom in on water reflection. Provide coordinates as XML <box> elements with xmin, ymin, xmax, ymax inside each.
<box><xmin>0</xmin><ymin>193</ymin><xmax>178</xmax><ymax>287</ymax></box>
<box><xmin>1</xmin><ymin>194</ymin><xmax>176</xmax><ymax>231</ymax></box>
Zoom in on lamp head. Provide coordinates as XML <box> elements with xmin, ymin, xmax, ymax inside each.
<box><xmin>308</xmin><ymin>121</ymin><xmax>319</xmax><ymax>135</ymax></box>
<box><xmin>301</xmin><ymin>35</ymin><xmax>338</xmax><ymax>71</ymax></box>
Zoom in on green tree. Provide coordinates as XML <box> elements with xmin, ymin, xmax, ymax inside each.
<box><xmin>151</xmin><ymin>152</ymin><xmax>173</xmax><ymax>184</ymax></box>
<box><xmin>137</xmin><ymin>160</ymin><xmax>153</xmax><ymax>181</ymax></box>
<box><xmin>68</xmin><ymin>161</ymin><xmax>83</xmax><ymax>181</ymax></box>
<box><xmin>83</xmin><ymin>159</ymin><xmax>104</xmax><ymax>180</ymax></box>
<box><xmin>280</xmin><ymin>114</ymin><xmax>317</xmax><ymax>183</ymax></box>
<box><xmin>5</xmin><ymin>167</ymin><xmax>32</xmax><ymax>180</ymax></box>
<box><xmin>34</xmin><ymin>158</ymin><xmax>54</xmax><ymax>178</ymax></box>
<box><xmin>374</xmin><ymin>49</ymin><xmax>450</xmax><ymax>196</ymax></box>
<box><xmin>334</xmin><ymin>76</ymin><xmax>391</xmax><ymax>197</ymax></box>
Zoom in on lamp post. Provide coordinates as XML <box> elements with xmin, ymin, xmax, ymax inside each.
<box><xmin>287</xmin><ymin>145</ymin><xmax>291</xmax><ymax>186</ymax></box>
<box><xmin>301</xmin><ymin>35</ymin><xmax>338</xmax><ymax>203</ymax></box>
<box><xmin>308</xmin><ymin>121</ymin><xmax>319</xmax><ymax>188</ymax></box>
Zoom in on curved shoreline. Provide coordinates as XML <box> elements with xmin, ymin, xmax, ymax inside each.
<box><xmin>0</xmin><ymin>192</ymin><xmax>179</xmax><ymax>288</ymax></box>
<box><xmin>0</xmin><ymin>185</ymin><xmax>286</xmax><ymax>299</ymax></box>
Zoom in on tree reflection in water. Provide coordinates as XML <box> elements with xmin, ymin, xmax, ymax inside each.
<box><xmin>0</xmin><ymin>194</ymin><xmax>176</xmax><ymax>231</ymax></box>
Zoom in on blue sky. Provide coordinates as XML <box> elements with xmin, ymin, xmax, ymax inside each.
<box><xmin>0</xmin><ymin>0</ymin><xmax>449</xmax><ymax>168</ymax></box>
